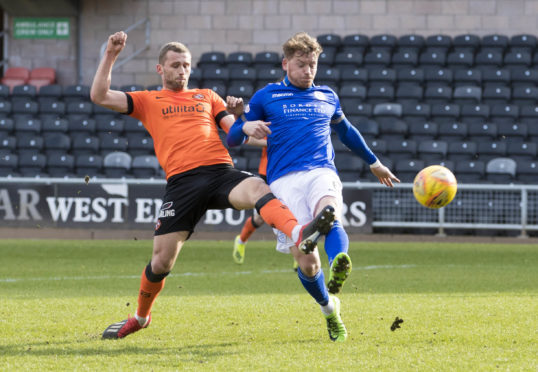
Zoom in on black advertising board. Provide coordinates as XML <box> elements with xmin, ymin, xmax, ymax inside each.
<box><xmin>0</xmin><ymin>181</ymin><xmax>372</xmax><ymax>233</ymax></box>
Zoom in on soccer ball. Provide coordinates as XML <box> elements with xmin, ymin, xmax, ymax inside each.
<box><xmin>413</xmin><ymin>165</ymin><xmax>457</xmax><ymax>209</ymax></box>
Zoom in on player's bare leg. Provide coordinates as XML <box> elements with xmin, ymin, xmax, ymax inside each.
<box><xmin>102</xmin><ymin>231</ymin><xmax>188</xmax><ymax>339</ymax></box>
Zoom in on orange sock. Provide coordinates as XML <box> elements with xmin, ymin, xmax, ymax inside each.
<box><xmin>257</xmin><ymin>197</ymin><xmax>297</xmax><ymax>238</ymax></box>
<box><xmin>240</xmin><ymin>217</ymin><xmax>257</xmax><ymax>242</ymax></box>
<box><xmin>137</xmin><ymin>267</ymin><xmax>166</xmax><ymax>318</ymax></box>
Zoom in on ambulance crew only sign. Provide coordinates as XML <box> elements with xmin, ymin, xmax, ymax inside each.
<box><xmin>13</xmin><ymin>18</ymin><xmax>70</xmax><ymax>39</ymax></box>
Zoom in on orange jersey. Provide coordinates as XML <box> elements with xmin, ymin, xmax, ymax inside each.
<box><xmin>127</xmin><ymin>89</ymin><xmax>232</xmax><ymax>179</ymax></box>
<box><xmin>259</xmin><ymin>147</ymin><xmax>268</xmax><ymax>176</ymax></box>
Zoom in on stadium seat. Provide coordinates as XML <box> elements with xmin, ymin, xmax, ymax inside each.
<box><xmin>482</xmin><ymin>84</ymin><xmax>511</xmax><ymax>105</ymax></box>
<box><xmin>46</xmin><ymin>152</ymin><xmax>74</xmax><ymax>177</ymax></box>
<box><xmin>507</xmin><ymin>141</ymin><xmax>537</xmax><ymax>162</ymax></box>
<box><xmin>318</xmin><ymin>48</ymin><xmax>336</xmax><ymax>66</ymax></box>
<box><xmin>43</xmin><ymin>133</ymin><xmax>71</xmax><ymax>155</ymax></box>
<box><xmin>468</xmin><ymin>122</ymin><xmax>497</xmax><ymax>141</ymax></box>
<box><xmin>342</xmin><ymin>102</ymin><xmax>372</xmax><ymax>118</ymax></box>
<box><xmin>419</xmin><ymin>49</ymin><xmax>447</xmax><ymax>66</ymax></box>
<box><xmin>425</xmin><ymin>34</ymin><xmax>452</xmax><ymax>52</ymax></box>
<box><xmin>127</xmin><ymin>134</ymin><xmax>154</xmax><ymax>155</ymax></box>
<box><xmin>447</xmin><ymin>140</ymin><xmax>477</xmax><ymax>161</ymax></box>
<box><xmin>504</xmin><ymin>51</ymin><xmax>532</xmax><ymax>67</ymax></box>
<box><xmin>1</xmin><ymin>67</ymin><xmax>30</xmax><ymax>91</ymax></box>
<box><xmin>37</xmin><ymin>84</ymin><xmax>62</xmax><ymax>102</ymax></box>
<box><xmin>509</xmin><ymin>34</ymin><xmax>537</xmax><ymax>52</ymax></box>
<box><xmin>123</xmin><ymin>116</ymin><xmax>146</xmax><ymax>133</ymax></box>
<box><xmin>227</xmin><ymin>81</ymin><xmax>254</xmax><ymax>99</ymax></box>
<box><xmin>353</xmin><ymin>118</ymin><xmax>379</xmax><ymax>139</ymax></box>
<box><xmin>477</xmin><ymin>141</ymin><xmax>507</xmax><ymax>163</ymax></box>
<box><xmin>364</xmin><ymin>50</ymin><xmax>391</xmax><ymax>66</ymax></box>
<box><xmin>0</xmin><ymin>118</ymin><xmax>14</xmax><ymax>135</ymax></box>
<box><xmin>340</xmin><ymin>66</ymin><xmax>368</xmax><ymax>84</ymax></box>
<box><xmin>489</xmin><ymin>104</ymin><xmax>519</xmax><ymax>124</ymax></box>
<box><xmin>12</xmin><ymin>100</ymin><xmax>39</xmax><ymax>116</ymax></box>
<box><xmin>334</xmin><ymin>152</ymin><xmax>364</xmax><ymax>172</ymax></box>
<box><xmin>95</xmin><ymin>116</ymin><xmax>124</xmax><ymax>134</ymax></box>
<box><xmin>201</xmin><ymin>81</ymin><xmax>226</xmax><ymax>96</ymax></box>
<box><xmin>67</xmin><ymin>101</ymin><xmax>93</xmax><ymax>116</ymax></box>
<box><xmin>401</xmin><ymin>102</ymin><xmax>430</xmax><ymax>123</ymax></box>
<box><xmin>453</xmin><ymin>86</ymin><xmax>481</xmax><ymax>105</ymax></box>
<box><xmin>16</xmin><ymin>133</ymin><xmax>43</xmax><ymax>155</ymax></box>
<box><xmin>72</xmin><ymin>135</ymin><xmax>100</xmax><ymax>155</ymax></box>
<box><xmin>376</xmin><ymin>118</ymin><xmax>407</xmax><ymax>141</ymax></box>
<box><xmin>481</xmin><ymin>34</ymin><xmax>508</xmax><ymax>52</ymax></box>
<box><xmin>339</xmin><ymin>83</ymin><xmax>367</xmax><ymax>100</ymax></box>
<box><xmin>63</xmin><ymin>84</ymin><xmax>90</xmax><ymax>102</ymax></box>
<box><xmin>516</xmin><ymin>159</ymin><xmax>538</xmax><ymax>183</ymax></box>
<box><xmin>397</xmin><ymin>67</ymin><xmax>424</xmax><ymax>85</ymax></box>
<box><xmin>201</xmin><ymin>66</ymin><xmax>229</xmax><ymax>83</ymax></box>
<box><xmin>475</xmin><ymin>49</ymin><xmax>503</xmax><ymax>67</ymax></box>
<box><xmin>0</xmin><ymin>153</ymin><xmax>18</xmax><ymax>176</ymax></box>
<box><xmin>417</xmin><ymin>140</ymin><xmax>448</xmax><ymax>161</ymax></box>
<box><xmin>397</xmin><ymin>34</ymin><xmax>425</xmax><ymax>52</ymax></box>
<box><xmin>75</xmin><ymin>154</ymin><xmax>103</xmax><ymax>177</ymax></box>
<box><xmin>424</xmin><ymin>85</ymin><xmax>452</xmax><ymax>104</ymax></box>
<box><xmin>334</xmin><ymin>50</ymin><xmax>363</xmax><ymax>67</ymax></box>
<box><xmin>120</xmin><ymin>84</ymin><xmax>144</xmax><ymax>92</ymax></box>
<box><xmin>317</xmin><ymin>34</ymin><xmax>342</xmax><ymax>49</ymax></box>
<box><xmin>446</xmin><ymin>50</ymin><xmax>474</xmax><ymax>68</ymax></box>
<box><xmin>391</xmin><ymin>50</ymin><xmax>418</xmax><ymax>68</ymax></box>
<box><xmin>255</xmin><ymin>66</ymin><xmax>284</xmax><ymax>86</ymax></box>
<box><xmin>28</xmin><ymin>67</ymin><xmax>56</xmax><ymax>90</ymax></box>
<box><xmin>485</xmin><ymin>157</ymin><xmax>517</xmax><ymax>184</ymax></box>
<box><xmin>394</xmin><ymin>158</ymin><xmax>425</xmax><ymax>182</ymax></box>
<box><xmin>453</xmin><ymin>34</ymin><xmax>481</xmax><ymax>52</ymax></box>
<box><xmin>254</xmin><ymin>51</ymin><xmax>281</xmax><ymax>67</ymax></box>
<box><xmin>103</xmin><ymin>151</ymin><xmax>132</xmax><ymax>178</ymax></box>
<box><xmin>226</xmin><ymin>51</ymin><xmax>253</xmax><ymax>67</ymax></box>
<box><xmin>68</xmin><ymin>118</ymin><xmax>96</xmax><ymax>135</ymax></box>
<box><xmin>341</xmin><ymin>34</ymin><xmax>369</xmax><ymax>52</ymax></box>
<box><xmin>512</xmin><ymin>86</ymin><xmax>538</xmax><ymax>106</ymax></box>
<box><xmin>454</xmin><ymin>160</ymin><xmax>485</xmax><ymax>183</ymax></box>
<box><xmin>407</xmin><ymin>121</ymin><xmax>438</xmax><ymax>141</ymax></box>
<box><xmin>12</xmin><ymin>84</ymin><xmax>37</xmax><ymax>98</ymax></box>
<box><xmin>42</xmin><ymin>118</ymin><xmax>68</xmax><ymax>134</ymax></box>
<box><xmin>39</xmin><ymin>101</ymin><xmax>66</xmax><ymax>116</ymax></box>
<box><xmin>430</xmin><ymin>103</ymin><xmax>460</xmax><ymax>124</ymax></box>
<box><xmin>385</xmin><ymin>139</ymin><xmax>417</xmax><ymax>159</ymax></box>
<box><xmin>229</xmin><ymin>67</ymin><xmax>256</xmax><ymax>83</ymax></box>
<box><xmin>367</xmin><ymin>83</ymin><xmax>394</xmax><ymax>104</ymax></box>
<box><xmin>15</xmin><ymin>117</ymin><xmax>41</xmax><ymax>133</ymax></box>
<box><xmin>315</xmin><ymin>66</ymin><xmax>340</xmax><ymax>85</ymax></box>
<box><xmin>100</xmin><ymin>135</ymin><xmax>128</xmax><ymax>155</ymax></box>
<box><xmin>131</xmin><ymin>155</ymin><xmax>160</xmax><ymax>178</ymax></box>
<box><xmin>0</xmin><ymin>100</ymin><xmax>12</xmax><ymax>116</ymax></box>
<box><xmin>480</xmin><ymin>67</ymin><xmax>510</xmax><ymax>86</ymax></box>
<box><xmin>395</xmin><ymin>83</ymin><xmax>423</xmax><ymax>103</ymax></box>
<box><xmin>198</xmin><ymin>51</ymin><xmax>226</xmax><ymax>68</ymax></box>
<box><xmin>18</xmin><ymin>152</ymin><xmax>47</xmax><ymax>177</ymax></box>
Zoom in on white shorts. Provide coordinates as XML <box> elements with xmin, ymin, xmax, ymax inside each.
<box><xmin>269</xmin><ymin>168</ymin><xmax>343</xmax><ymax>254</ymax></box>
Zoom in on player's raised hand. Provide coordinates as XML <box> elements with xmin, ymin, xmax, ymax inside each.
<box><xmin>242</xmin><ymin>120</ymin><xmax>271</xmax><ymax>139</ymax></box>
<box><xmin>370</xmin><ymin>163</ymin><xmax>400</xmax><ymax>187</ymax></box>
<box><xmin>226</xmin><ymin>96</ymin><xmax>244</xmax><ymax>117</ymax></box>
<box><xmin>107</xmin><ymin>31</ymin><xmax>127</xmax><ymax>56</ymax></box>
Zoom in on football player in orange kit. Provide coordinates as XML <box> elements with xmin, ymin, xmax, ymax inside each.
<box><xmin>91</xmin><ymin>31</ymin><xmax>335</xmax><ymax>339</ymax></box>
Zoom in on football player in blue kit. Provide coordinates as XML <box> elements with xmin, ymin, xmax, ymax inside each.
<box><xmin>227</xmin><ymin>32</ymin><xmax>399</xmax><ymax>342</ymax></box>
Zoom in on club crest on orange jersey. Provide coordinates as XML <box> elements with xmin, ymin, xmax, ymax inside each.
<box><xmin>192</xmin><ymin>93</ymin><xmax>205</xmax><ymax>100</ymax></box>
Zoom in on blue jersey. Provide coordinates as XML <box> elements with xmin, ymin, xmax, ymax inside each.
<box><xmin>244</xmin><ymin>76</ymin><xmax>343</xmax><ymax>184</ymax></box>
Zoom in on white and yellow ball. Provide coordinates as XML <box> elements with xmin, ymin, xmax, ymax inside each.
<box><xmin>413</xmin><ymin>165</ymin><xmax>458</xmax><ymax>209</ymax></box>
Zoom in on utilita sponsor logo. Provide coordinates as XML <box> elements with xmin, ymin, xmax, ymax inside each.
<box><xmin>162</xmin><ymin>103</ymin><xmax>205</xmax><ymax>115</ymax></box>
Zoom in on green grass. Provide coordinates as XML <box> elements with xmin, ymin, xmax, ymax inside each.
<box><xmin>0</xmin><ymin>239</ymin><xmax>537</xmax><ymax>371</ymax></box>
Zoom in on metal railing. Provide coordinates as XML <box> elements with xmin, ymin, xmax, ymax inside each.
<box><xmin>0</xmin><ymin>177</ymin><xmax>536</xmax><ymax>237</ymax></box>
<box><xmin>99</xmin><ymin>17</ymin><xmax>151</xmax><ymax>70</ymax></box>
<box><xmin>343</xmin><ymin>181</ymin><xmax>538</xmax><ymax>237</ymax></box>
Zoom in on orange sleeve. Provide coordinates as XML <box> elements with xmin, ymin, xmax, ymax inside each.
<box><xmin>126</xmin><ymin>91</ymin><xmax>151</xmax><ymax>132</ymax></box>
<box><xmin>208</xmin><ymin>89</ymin><xmax>229</xmax><ymax>127</ymax></box>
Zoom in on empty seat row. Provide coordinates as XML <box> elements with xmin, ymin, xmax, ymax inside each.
<box><xmin>0</xmin><ymin>151</ymin><xmax>161</xmax><ymax>178</ymax></box>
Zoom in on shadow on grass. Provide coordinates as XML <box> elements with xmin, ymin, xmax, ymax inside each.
<box><xmin>0</xmin><ymin>340</ymin><xmax>240</xmax><ymax>360</ymax></box>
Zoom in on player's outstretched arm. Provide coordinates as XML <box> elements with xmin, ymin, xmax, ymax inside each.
<box><xmin>90</xmin><ymin>31</ymin><xmax>130</xmax><ymax>113</ymax></box>
<box><xmin>370</xmin><ymin>161</ymin><xmax>400</xmax><ymax>188</ymax></box>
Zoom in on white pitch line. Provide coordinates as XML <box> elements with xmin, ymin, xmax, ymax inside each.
<box><xmin>0</xmin><ymin>265</ymin><xmax>417</xmax><ymax>283</ymax></box>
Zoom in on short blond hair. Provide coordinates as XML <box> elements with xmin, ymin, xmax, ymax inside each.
<box><xmin>158</xmin><ymin>42</ymin><xmax>191</xmax><ymax>64</ymax></box>
<box><xmin>282</xmin><ymin>32</ymin><xmax>323</xmax><ymax>59</ymax></box>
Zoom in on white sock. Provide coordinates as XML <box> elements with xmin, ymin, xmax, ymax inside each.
<box><xmin>320</xmin><ymin>297</ymin><xmax>335</xmax><ymax>316</ymax></box>
<box><xmin>291</xmin><ymin>225</ymin><xmax>302</xmax><ymax>243</ymax></box>
<box><xmin>135</xmin><ymin>313</ymin><xmax>149</xmax><ymax>326</ymax></box>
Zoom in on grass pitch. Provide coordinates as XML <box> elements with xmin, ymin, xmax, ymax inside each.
<box><xmin>0</xmin><ymin>238</ymin><xmax>537</xmax><ymax>371</ymax></box>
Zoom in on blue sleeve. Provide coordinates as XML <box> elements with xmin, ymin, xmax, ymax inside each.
<box><xmin>332</xmin><ymin>116</ymin><xmax>377</xmax><ymax>165</ymax></box>
<box><xmin>226</xmin><ymin>90</ymin><xmax>265</xmax><ymax>147</ymax></box>
<box><xmin>227</xmin><ymin>116</ymin><xmax>247</xmax><ymax>147</ymax></box>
